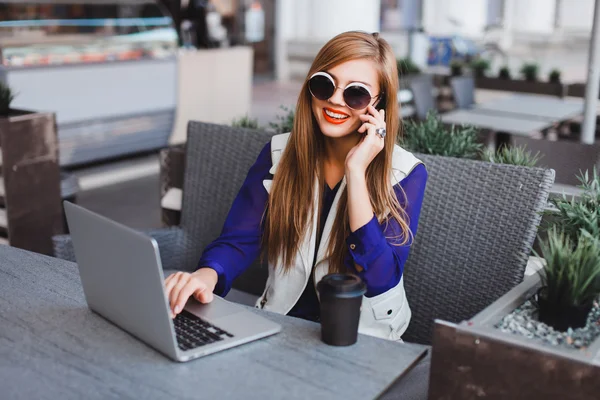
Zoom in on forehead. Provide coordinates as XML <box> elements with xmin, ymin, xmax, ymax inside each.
<box><xmin>326</xmin><ymin>59</ymin><xmax>379</xmax><ymax>89</ymax></box>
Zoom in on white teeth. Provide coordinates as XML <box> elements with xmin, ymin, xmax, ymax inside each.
<box><xmin>325</xmin><ymin>109</ymin><xmax>348</xmax><ymax>119</ymax></box>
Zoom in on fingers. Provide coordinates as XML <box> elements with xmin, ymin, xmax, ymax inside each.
<box><xmin>359</xmin><ymin>114</ymin><xmax>380</xmax><ymax>126</ymax></box>
<box><xmin>357</xmin><ymin>122</ymin><xmax>375</xmax><ymax>134</ymax></box>
<box><xmin>164</xmin><ymin>272</ymin><xmax>181</xmax><ymax>301</ymax></box>
<box><xmin>170</xmin><ymin>273</ymin><xmax>190</xmax><ymax>313</ymax></box>
<box><xmin>174</xmin><ymin>280</ymin><xmax>198</xmax><ymax>314</ymax></box>
<box><xmin>367</xmin><ymin>105</ymin><xmax>385</xmax><ymax>122</ymax></box>
<box><xmin>165</xmin><ymin>271</ymin><xmax>216</xmax><ymax>319</ymax></box>
<box><xmin>194</xmin><ymin>285</ymin><xmax>214</xmax><ymax>304</ymax></box>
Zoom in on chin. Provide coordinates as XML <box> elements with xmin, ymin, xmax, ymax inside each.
<box><xmin>318</xmin><ymin>123</ymin><xmax>357</xmax><ymax>138</ymax></box>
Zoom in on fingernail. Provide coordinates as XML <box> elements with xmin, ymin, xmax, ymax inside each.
<box><xmin>174</xmin><ymin>305</ymin><xmax>180</xmax><ymax>314</ymax></box>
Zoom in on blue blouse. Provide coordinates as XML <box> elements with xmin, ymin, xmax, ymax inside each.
<box><xmin>197</xmin><ymin>142</ymin><xmax>428</xmax><ymax>305</ymax></box>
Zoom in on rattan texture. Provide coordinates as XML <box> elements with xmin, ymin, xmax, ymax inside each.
<box><xmin>402</xmin><ymin>154</ymin><xmax>555</xmax><ymax>344</ymax></box>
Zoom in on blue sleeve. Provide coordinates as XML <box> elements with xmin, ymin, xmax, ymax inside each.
<box><xmin>196</xmin><ymin>142</ymin><xmax>272</xmax><ymax>296</ymax></box>
<box><xmin>344</xmin><ymin>163</ymin><xmax>428</xmax><ymax>297</ymax></box>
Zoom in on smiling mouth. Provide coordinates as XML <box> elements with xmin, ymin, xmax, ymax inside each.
<box><xmin>322</xmin><ymin>108</ymin><xmax>349</xmax><ymax>124</ymax></box>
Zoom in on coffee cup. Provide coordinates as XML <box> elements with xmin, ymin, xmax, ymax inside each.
<box><xmin>316</xmin><ymin>273</ymin><xmax>366</xmax><ymax>346</ymax></box>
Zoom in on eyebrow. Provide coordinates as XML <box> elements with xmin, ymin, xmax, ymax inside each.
<box><xmin>327</xmin><ymin>71</ymin><xmax>372</xmax><ymax>88</ymax></box>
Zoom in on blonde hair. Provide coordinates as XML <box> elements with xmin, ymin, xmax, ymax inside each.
<box><xmin>262</xmin><ymin>31</ymin><xmax>409</xmax><ymax>272</ymax></box>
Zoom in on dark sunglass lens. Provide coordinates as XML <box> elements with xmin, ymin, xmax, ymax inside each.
<box><xmin>344</xmin><ymin>86</ymin><xmax>371</xmax><ymax>109</ymax></box>
<box><xmin>309</xmin><ymin>75</ymin><xmax>334</xmax><ymax>100</ymax></box>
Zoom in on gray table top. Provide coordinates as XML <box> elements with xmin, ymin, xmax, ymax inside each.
<box><xmin>473</xmin><ymin>93</ymin><xmax>584</xmax><ymax>122</ymax></box>
<box><xmin>440</xmin><ymin>109</ymin><xmax>551</xmax><ymax>136</ymax></box>
<box><xmin>0</xmin><ymin>245</ymin><xmax>428</xmax><ymax>400</ymax></box>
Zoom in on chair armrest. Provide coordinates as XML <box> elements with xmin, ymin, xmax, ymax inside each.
<box><xmin>52</xmin><ymin>234</ymin><xmax>76</xmax><ymax>262</ymax></box>
<box><xmin>53</xmin><ymin>227</ymin><xmax>194</xmax><ymax>272</ymax></box>
<box><xmin>159</xmin><ymin>145</ymin><xmax>186</xmax><ymax>227</ymax></box>
<box><xmin>145</xmin><ymin>227</ymin><xmax>190</xmax><ymax>271</ymax></box>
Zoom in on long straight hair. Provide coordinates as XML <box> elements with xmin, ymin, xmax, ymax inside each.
<box><xmin>262</xmin><ymin>31</ymin><xmax>409</xmax><ymax>272</ymax></box>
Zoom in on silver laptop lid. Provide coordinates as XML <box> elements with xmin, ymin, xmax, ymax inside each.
<box><xmin>64</xmin><ymin>201</ymin><xmax>178</xmax><ymax>359</ymax></box>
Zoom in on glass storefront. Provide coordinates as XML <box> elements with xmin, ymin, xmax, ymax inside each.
<box><xmin>0</xmin><ymin>1</ymin><xmax>177</xmax><ymax>68</ymax></box>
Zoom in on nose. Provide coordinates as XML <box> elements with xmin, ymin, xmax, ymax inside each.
<box><xmin>328</xmin><ymin>86</ymin><xmax>346</xmax><ymax>107</ymax></box>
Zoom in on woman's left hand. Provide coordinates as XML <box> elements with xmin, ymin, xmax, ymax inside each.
<box><xmin>345</xmin><ymin>105</ymin><xmax>387</xmax><ymax>176</ymax></box>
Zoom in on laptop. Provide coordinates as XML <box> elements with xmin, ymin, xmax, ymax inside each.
<box><xmin>64</xmin><ymin>201</ymin><xmax>281</xmax><ymax>362</ymax></box>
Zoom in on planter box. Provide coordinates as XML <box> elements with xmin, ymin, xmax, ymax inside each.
<box><xmin>476</xmin><ymin>76</ymin><xmax>566</xmax><ymax>98</ymax></box>
<box><xmin>566</xmin><ymin>82</ymin><xmax>600</xmax><ymax>99</ymax></box>
<box><xmin>429</xmin><ymin>273</ymin><xmax>600</xmax><ymax>400</ymax></box>
<box><xmin>512</xmin><ymin>136</ymin><xmax>600</xmax><ymax>186</ymax></box>
<box><xmin>0</xmin><ymin>109</ymin><xmax>63</xmax><ymax>255</ymax></box>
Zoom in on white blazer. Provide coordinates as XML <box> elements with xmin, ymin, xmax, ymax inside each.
<box><xmin>256</xmin><ymin>132</ymin><xmax>422</xmax><ymax>341</ymax></box>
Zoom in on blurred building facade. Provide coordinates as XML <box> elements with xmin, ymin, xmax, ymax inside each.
<box><xmin>275</xmin><ymin>0</ymin><xmax>597</xmax><ymax>81</ymax></box>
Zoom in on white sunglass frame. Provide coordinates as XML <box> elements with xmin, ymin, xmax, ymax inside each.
<box><xmin>308</xmin><ymin>71</ymin><xmax>380</xmax><ymax>109</ymax></box>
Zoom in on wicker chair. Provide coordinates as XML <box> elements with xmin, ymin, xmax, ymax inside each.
<box><xmin>53</xmin><ymin>121</ymin><xmax>273</xmax><ymax>297</ymax></box>
<box><xmin>402</xmin><ymin>155</ymin><xmax>555</xmax><ymax>344</ymax></box>
<box><xmin>53</xmin><ymin>122</ymin><xmax>555</xmax><ymax>344</ymax></box>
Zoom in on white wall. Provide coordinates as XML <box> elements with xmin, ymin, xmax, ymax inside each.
<box><xmin>510</xmin><ymin>0</ymin><xmax>556</xmax><ymax>34</ymax></box>
<box><xmin>557</xmin><ymin>0</ymin><xmax>595</xmax><ymax>32</ymax></box>
<box><xmin>423</xmin><ymin>0</ymin><xmax>487</xmax><ymax>36</ymax></box>
<box><xmin>275</xmin><ymin>0</ymin><xmax>381</xmax><ymax>81</ymax></box>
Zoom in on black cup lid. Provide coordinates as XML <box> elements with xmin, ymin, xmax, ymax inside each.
<box><xmin>317</xmin><ymin>273</ymin><xmax>366</xmax><ymax>297</ymax></box>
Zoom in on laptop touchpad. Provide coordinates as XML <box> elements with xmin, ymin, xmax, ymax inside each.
<box><xmin>185</xmin><ymin>297</ymin><xmax>241</xmax><ymax>320</ymax></box>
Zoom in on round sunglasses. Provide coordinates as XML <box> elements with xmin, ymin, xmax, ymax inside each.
<box><xmin>308</xmin><ymin>71</ymin><xmax>380</xmax><ymax>110</ymax></box>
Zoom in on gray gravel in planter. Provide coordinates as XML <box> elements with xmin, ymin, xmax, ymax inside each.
<box><xmin>495</xmin><ymin>298</ymin><xmax>600</xmax><ymax>350</ymax></box>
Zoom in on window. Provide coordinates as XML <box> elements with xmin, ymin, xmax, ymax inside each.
<box><xmin>0</xmin><ymin>1</ymin><xmax>177</xmax><ymax>67</ymax></box>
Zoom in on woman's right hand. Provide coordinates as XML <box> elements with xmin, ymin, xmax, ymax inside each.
<box><xmin>164</xmin><ymin>268</ymin><xmax>218</xmax><ymax>318</ymax></box>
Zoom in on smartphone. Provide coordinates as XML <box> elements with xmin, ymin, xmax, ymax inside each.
<box><xmin>375</xmin><ymin>93</ymin><xmax>387</xmax><ymax>111</ymax></box>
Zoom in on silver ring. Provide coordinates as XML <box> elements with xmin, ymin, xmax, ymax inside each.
<box><xmin>375</xmin><ymin>127</ymin><xmax>386</xmax><ymax>138</ymax></box>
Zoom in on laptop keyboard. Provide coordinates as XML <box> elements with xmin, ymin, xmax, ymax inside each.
<box><xmin>173</xmin><ymin>310</ymin><xmax>234</xmax><ymax>351</ymax></box>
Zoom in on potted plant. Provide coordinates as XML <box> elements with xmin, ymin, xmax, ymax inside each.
<box><xmin>520</xmin><ymin>62</ymin><xmax>540</xmax><ymax>82</ymax></box>
<box><xmin>549</xmin><ymin>169</ymin><xmax>600</xmax><ymax>241</ymax></box>
<box><xmin>477</xmin><ymin>62</ymin><xmax>564</xmax><ymax>97</ymax></box>
<box><xmin>549</xmin><ymin>68</ymin><xmax>562</xmax><ymax>84</ymax></box>
<box><xmin>0</xmin><ymin>81</ymin><xmax>15</xmax><ymax>116</ymax></box>
<box><xmin>498</xmin><ymin>65</ymin><xmax>511</xmax><ymax>80</ymax></box>
<box><xmin>269</xmin><ymin>105</ymin><xmax>296</xmax><ymax>134</ymax></box>
<box><xmin>482</xmin><ymin>144</ymin><xmax>542</xmax><ymax>167</ymax></box>
<box><xmin>450</xmin><ymin>60</ymin><xmax>464</xmax><ymax>77</ymax></box>
<box><xmin>397</xmin><ymin>57</ymin><xmax>421</xmax><ymax>77</ymax></box>
<box><xmin>470</xmin><ymin>58</ymin><xmax>491</xmax><ymax>78</ymax></box>
<box><xmin>428</xmin><ymin>168</ymin><xmax>600</xmax><ymax>399</ymax></box>
<box><xmin>0</xmin><ymin>81</ymin><xmax>63</xmax><ymax>255</ymax></box>
<box><xmin>535</xmin><ymin>227</ymin><xmax>600</xmax><ymax>331</ymax></box>
<box><xmin>399</xmin><ymin>111</ymin><xmax>482</xmax><ymax>159</ymax></box>
<box><xmin>232</xmin><ymin>115</ymin><xmax>260</xmax><ymax>129</ymax></box>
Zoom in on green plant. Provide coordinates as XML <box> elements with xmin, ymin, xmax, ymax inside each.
<box><xmin>549</xmin><ymin>68</ymin><xmax>561</xmax><ymax>84</ymax></box>
<box><xmin>0</xmin><ymin>81</ymin><xmax>15</xmax><ymax>116</ymax></box>
<box><xmin>498</xmin><ymin>65</ymin><xmax>511</xmax><ymax>80</ymax></box>
<box><xmin>450</xmin><ymin>60</ymin><xmax>464</xmax><ymax>76</ymax></box>
<box><xmin>396</xmin><ymin>57</ymin><xmax>421</xmax><ymax>76</ymax></box>
<box><xmin>400</xmin><ymin>111</ymin><xmax>482</xmax><ymax>159</ymax></box>
<box><xmin>520</xmin><ymin>62</ymin><xmax>539</xmax><ymax>81</ymax></box>
<box><xmin>482</xmin><ymin>145</ymin><xmax>542</xmax><ymax>167</ymax></box>
<box><xmin>537</xmin><ymin>227</ymin><xmax>600</xmax><ymax>309</ymax></box>
<box><xmin>549</xmin><ymin>169</ymin><xmax>600</xmax><ymax>243</ymax></box>
<box><xmin>470</xmin><ymin>58</ymin><xmax>491</xmax><ymax>77</ymax></box>
<box><xmin>231</xmin><ymin>115</ymin><xmax>260</xmax><ymax>129</ymax></box>
<box><xmin>269</xmin><ymin>105</ymin><xmax>295</xmax><ymax>134</ymax></box>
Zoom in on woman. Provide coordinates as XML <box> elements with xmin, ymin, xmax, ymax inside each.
<box><xmin>165</xmin><ymin>31</ymin><xmax>428</xmax><ymax>341</ymax></box>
